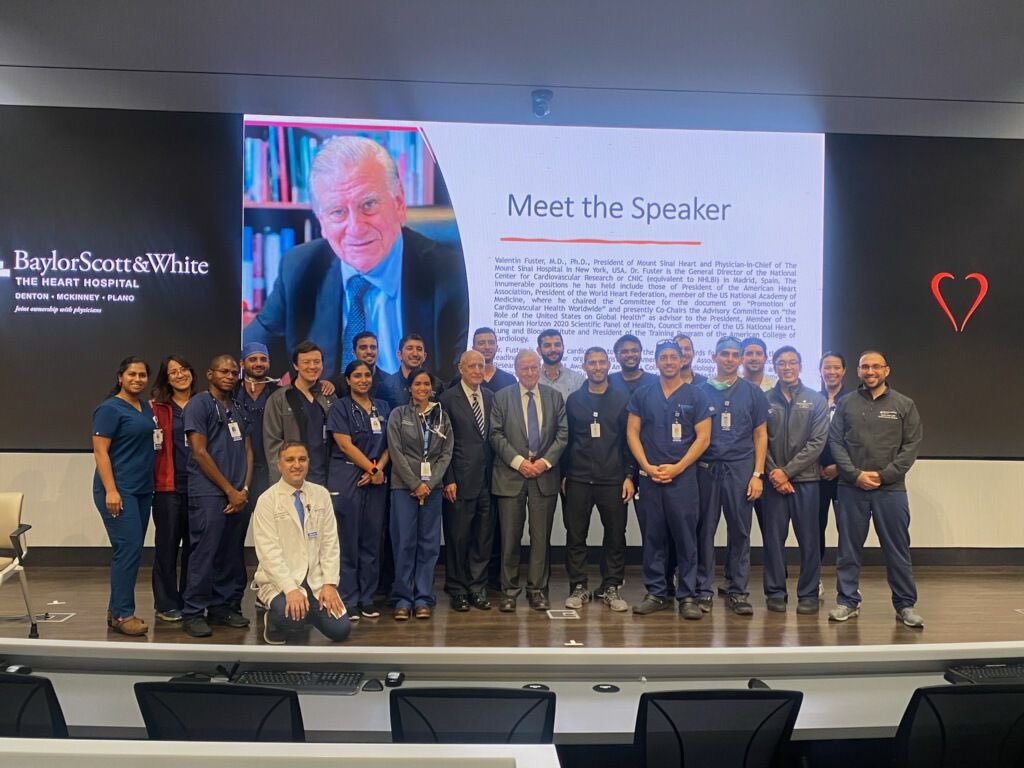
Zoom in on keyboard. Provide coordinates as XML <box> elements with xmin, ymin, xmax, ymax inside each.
<box><xmin>945</xmin><ymin>662</ymin><xmax>1024</xmax><ymax>685</ymax></box>
<box><xmin>234</xmin><ymin>669</ymin><xmax>364</xmax><ymax>695</ymax></box>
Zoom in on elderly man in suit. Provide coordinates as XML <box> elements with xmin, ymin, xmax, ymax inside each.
<box><xmin>439</xmin><ymin>350</ymin><xmax>495</xmax><ymax>612</ymax></box>
<box><xmin>490</xmin><ymin>349</ymin><xmax>568</xmax><ymax>612</ymax></box>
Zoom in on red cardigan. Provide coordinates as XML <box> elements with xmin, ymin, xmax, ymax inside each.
<box><xmin>150</xmin><ymin>400</ymin><xmax>178</xmax><ymax>492</ymax></box>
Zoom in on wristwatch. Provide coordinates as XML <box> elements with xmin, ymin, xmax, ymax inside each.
<box><xmin>369</xmin><ymin>465</ymin><xmax>379</xmax><ymax>475</ymax></box>
<box><xmin>751</xmin><ymin>472</ymin><xmax>763</xmax><ymax>479</ymax></box>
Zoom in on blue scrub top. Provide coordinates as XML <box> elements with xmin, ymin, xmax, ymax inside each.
<box><xmin>92</xmin><ymin>396</ymin><xmax>156</xmax><ymax>495</ymax></box>
<box><xmin>608</xmin><ymin>370</ymin><xmax>658</xmax><ymax>396</ymax></box>
<box><xmin>698</xmin><ymin>378</ymin><xmax>768</xmax><ymax>463</ymax></box>
<box><xmin>627</xmin><ymin>380</ymin><xmax>711</xmax><ymax>465</ymax></box>
<box><xmin>171</xmin><ymin>401</ymin><xmax>189</xmax><ymax>493</ymax></box>
<box><xmin>326</xmin><ymin>396</ymin><xmax>390</xmax><ymax>496</ymax></box>
<box><xmin>183</xmin><ymin>392</ymin><xmax>249</xmax><ymax>497</ymax></box>
<box><xmin>237</xmin><ymin>386</ymin><xmax>271</xmax><ymax>470</ymax></box>
<box><xmin>303</xmin><ymin>396</ymin><xmax>328</xmax><ymax>485</ymax></box>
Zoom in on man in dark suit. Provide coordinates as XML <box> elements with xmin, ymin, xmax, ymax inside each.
<box><xmin>490</xmin><ymin>350</ymin><xmax>568</xmax><ymax>612</ymax></box>
<box><xmin>439</xmin><ymin>350</ymin><xmax>495</xmax><ymax>612</ymax></box>
<box><xmin>242</xmin><ymin>135</ymin><xmax>468</xmax><ymax>381</ymax></box>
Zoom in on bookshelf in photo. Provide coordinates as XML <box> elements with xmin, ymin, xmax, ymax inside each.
<box><xmin>241</xmin><ymin>119</ymin><xmax>455</xmax><ymax>323</ymax></box>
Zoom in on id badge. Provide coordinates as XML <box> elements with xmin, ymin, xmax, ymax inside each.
<box><xmin>590</xmin><ymin>422</ymin><xmax>601</xmax><ymax>438</ymax></box>
<box><xmin>153</xmin><ymin>428</ymin><xmax>164</xmax><ymax>451</ymax></box>
<box><xmin>370</xmin><ymin>416</ymin><xmax>382</xmax><ymax>434</ymax></box>
<box><xmin>420</xmin><ymin>461</ymin><xmax>432</xmax><ymax>480</ymax></box>
<box><xmin>720</xmin><ymin>412</ymin><xmax>732</xmax><ymax>431</ymax></box>
<box><xmin>228</xmin><ymin>420</ymin><xmax>242</xmax><ymax>441</ymax></box>
<box><xmin>671</xmin><ymin>423</ymin><xmax>683</xmax><ymax>442</ymax></box>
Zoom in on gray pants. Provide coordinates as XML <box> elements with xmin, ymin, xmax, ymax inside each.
<box><xmin>497</xmin><ymin>481</ymin><xmax>558</xmax><ymax>598</ymax></box>
<box><xmin>836</xmin><ymin>486</ymin><xmax>917</xmax><ymax>611</ymax></box>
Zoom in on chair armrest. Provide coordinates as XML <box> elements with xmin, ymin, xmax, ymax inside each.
<box><xmin>747</xmin><ymin>677</ymin><xmax>771</xmax><ymax>690</ymax></box>
<box><xmin>8</xmin><ymin>523</ymin><xmax>31</xmax><ymax>560</ymax></box>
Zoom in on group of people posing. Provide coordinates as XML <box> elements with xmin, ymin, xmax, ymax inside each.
<box><xmin>91</xmin><ymin>325</ymin><xmax>925</xmax><ymax>645</ymax></box>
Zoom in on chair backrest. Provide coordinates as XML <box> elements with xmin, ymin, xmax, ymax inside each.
<box><xmin>0</xmin><ymin>492</ymin><xmax>24</xmax><ymax>540</ymax></box>
<box><xmin>390</xmin><ymin>687</ymin><xmax>556</xmax><ymax>743</ymax></box>
<box><xmin>0</xmin><ymin>672</ymin><xmax>69</xmax><ymax>738</ymax></box>
<box><xmin>134</xmin><ymin>681</ymin><xmax>305</xmax><ymax>742</ymax></box>
<box><xmin>634</xmin><ymin>689</ymin><xmax>803</xmax><ymax>768</ymax></box>
<box><xmin>894</xmin><ymin>683</ymin><xmax>1024</xmax><ymax>768</ymax></box>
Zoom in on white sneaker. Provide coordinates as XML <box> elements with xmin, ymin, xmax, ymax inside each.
<box><xmin>828</xmin><ymin>604</ymin><xmax>860</xmax><ymax>622</ymax></box>
<box><xmin>565</xmin><ymin>584</ymin><xmax>591</xmax><ymax>610</ymax></box>
<box><xmin>896</xmin><ymin>606</ymin><xmax>924</xmax><ymax>628</ymax></box>
<box><xmin>601</xmin><ymin>585</ymin><xmax>628</xmax><ymax>612</ymax></box>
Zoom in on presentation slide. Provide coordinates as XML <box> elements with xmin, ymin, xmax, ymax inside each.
<box><xmin>243</xmin><ymin>115</ymin><xmax>825</xmax><ymax>382</ymax></box>
<box><xmin>0</xmin><ymin>106</ymin><xmax>242</xmax><ymax>450</ymax></box>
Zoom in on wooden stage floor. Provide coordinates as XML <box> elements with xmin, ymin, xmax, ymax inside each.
<box><xmin>2</xmin><ymin>565</ymin><xmax>1021</xmax><ymax>649</ymax></box>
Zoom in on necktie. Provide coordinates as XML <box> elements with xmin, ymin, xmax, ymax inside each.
<box><xmin>293</xmin><ymin>489</ymin><xmax>305</xmax><ymax>529</ymax></box>
<box><xmin>471</xmin><ymin>391</ymin><xmax>485</xmax><ymax>437</ymax></box>
<box><xmin>526</xmin><ymin>390</ymin><xmax>540</xmax><ymax>457</ymax></box>
<box><xmin>341</xmin><ymin>275</ymin><xmax>371</xmax><ymax>368</ymax></box>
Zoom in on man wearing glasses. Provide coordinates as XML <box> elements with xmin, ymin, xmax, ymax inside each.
<box><xmin>827</xmin><ymin>351</ymin><xmax>924</xmax><ymax>628</ymax></box>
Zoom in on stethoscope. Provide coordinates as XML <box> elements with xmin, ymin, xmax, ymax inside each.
<box><xmin>348</xmin><ymin>399</ymin><xmax>383</xmax><ymax>433</ymax></box>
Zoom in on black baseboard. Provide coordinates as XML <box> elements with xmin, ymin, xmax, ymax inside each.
<box><xmin>27</xmin><ymin>545</ymin><xmax>1024</xmax><ymax>567</ymax></box>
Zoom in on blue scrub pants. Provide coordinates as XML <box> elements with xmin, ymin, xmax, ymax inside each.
<box><xmin>696</xmin><ymin>458</ymin><xmax>754</xmax><ymax>598</ymax></box>
<box><xmin>268</xmin><ymin>583</ymin><xmax>352</xmax><ymax>641</ymax></box>
<box><xmin>183</xmin><ymin>495</ymin><xmax>238</xmax><ymax>616</ymax></box>
<box><xmin>762</xmin><ymin>482</ymin><xmax>820</xmax><ymax>600</ymax></box>
<box><xmin>637</xmin><ymin>471</ymin><xmax>699</xmax><ymax>600</ymax></box>
<box><xmin>220</xmin><ymin>503</ymin><xmax>252</xmax><ymax>609</ymax></box>
<box><xmin>94</xmin><ymin>490</ymin><xmax>152</xmax><ymax>618</ymax></box>
<box><xmin>334</xmin><ymin>484</ymin><xmax>387</xmax><ymax>608</ymax></box>
<box><xmin>390</xmin><ymin>488</ymin><xmax>443</xmax><ymax>610</ymax></box>
<box><xmin>835</xmin><ymin>486</ymin><xmax>918</xmax><ymax>611</ymax></box>
<box><xmin>151</xmin><ymin>490</ymin><xmax>190</xmax><ymax>613</ymax></box>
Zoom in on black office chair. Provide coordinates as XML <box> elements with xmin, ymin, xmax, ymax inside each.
<box><xmin>0</xmin><ymin>672</ymin><xmax>69</xmax><ymax>737</ymax></box>
<box><xmin>893</xmin><ymin>683</ymin><xmax>1024</xmax><ymax>767</ymax></box>
<box><xmin>390</xmin><ymin>687</ymin><xmax>556</xmax><ymax>743</ymax></box>
<box><xmin>134</xmin><ymin>681</ymin><xmax>305</xmax><ymax>742</ymax></box>
<box><xmin>633</xmin><ymin>689</ymin><xmax>803</xmax><ymax>768</ymax></box>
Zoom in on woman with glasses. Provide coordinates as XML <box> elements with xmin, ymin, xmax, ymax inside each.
<box><xmin>386</xmin><ymin>367</ymin><xmax>453</xmax><ymax>620</ymax></box>
<box><xmin>92</xmin><ymin>356</ymin><xmax>157</xmax><ymax>635</ymax></box>
<box><xmin>149</xmin><ymin>355</ymin><xmax>197</xmax><ymax>622</ymax></box>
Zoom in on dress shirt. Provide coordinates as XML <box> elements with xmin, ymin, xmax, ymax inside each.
<box><xmin>539</xmin><ymin>364</ymin><xmax>584</xmax><ymax>401</ymax></box>
<box><xmin>339</xmin><ymin>232</ymin><xmax>403</xmax><ymax>373</ymax></box>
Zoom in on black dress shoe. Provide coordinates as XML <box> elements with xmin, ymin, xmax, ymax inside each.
<box><xmin>498</xmin><ymin>597</ymin><xmax>516</xmax><ymax>612</ymax></box>
<box><xmin>469</xmin><ymin>593</ymin><xmax>492</xmax><ymax>610</ymax></box>
<box><xmin>528</xmin><ymin>593</ymin><xmax>550</xmax><ymax>611</ymax></box>
<box><xmin>207</xmin><ymin>607</ymin><xmax>250</xmax><ymax>628</ymax></box>
<box><xmin>450</xmin><ymin>595</ymin><xmax>471</xmax><ymax>612</ymax></box>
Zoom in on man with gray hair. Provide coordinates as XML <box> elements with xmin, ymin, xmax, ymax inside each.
<box><xmin>243</xmin><ymin>134</ymin><xmax>469</xmax><ymax>380</ymax></box>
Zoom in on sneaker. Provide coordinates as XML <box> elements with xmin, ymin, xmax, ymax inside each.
<box><xmin>361</xmin><ymin>605</ymin><xmax>381</xmax><ymax>619</ymax></box>
<box><xmin>797</xmin><ymin>598</ymin><xmax>819</xmax><ymax>615</ymax></box>
<box><xmin>565</xmin><ymin>584</ymin><xmax>591</xmax><ymax>610</ymax></box>
<box><xmin>726</xmin><ymin>594</ymin><xmax>754</xmax><ymax>616</ymax></box>
<box><xmin>896</xmin><ymin>606</ymin><xmax>924</xmax><ymax>628</ymax></box>
<box><xmin>207</xmin><ymin>607</ymin><xmax>250</xmax><ymax>628</ymax></box>
<box><xmin>262</xmin><ymin>612</ymin><xmax>286</xmax><ymax>645</ymax></box>
<box><xmin>766</xmin><ymin>597</ymin><xmax>787</xmax><ymax>613</ymax></box>
<box><xmin>632</xmin><ymin>594</ymin><xmax>671</xmax><ymax>615</ymax></box>
<box><xmin>155</xmin><ymin>609</ymin><xmax>183</xmax><ymax>623</ymax></box>
<box><xmin>182</xmin><ymin>615</ymin><xmax>213</xmax><ymax>638</ymax></box>
<box><xmin>600</xmin><ymin>585</ymin><xmax>628</xmax><ymax>612</ymax></box>
<box><xmin>697</xmin><ymin>595</ymin><xmax>713</xmax><ymax>613</ymax></box>
<box><xmin>349</xmin><ymin>613</ymin><xmax>361</xmax><ymax>622</ymax></box>
<box><xmin>828</xmin><ymin>604</ymin><xmax>860</xmax><ymax>622</ymax></box>
<box><xmin>679</xmin><ymin>598</ymin><xmax>703</xmax><ymax>620</ymax></box>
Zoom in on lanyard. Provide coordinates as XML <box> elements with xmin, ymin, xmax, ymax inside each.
<box><xmin>420</xmin><ymin>409</ymin><xmax>433</xmax><ymax>459</ymax></box>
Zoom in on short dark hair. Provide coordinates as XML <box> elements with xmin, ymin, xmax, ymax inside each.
<box><xmin>772</xmin><ymin>345</ymin><xmax>802</xmax><ymax>364</ymax></box>
<box><xmin>613</xmin><ymin>334</ymin><xmax>642</xmax><ymax>354</ymax></box>
<box><xmin>352</xmin><ymin>330</ymin><xmax>377</xmax><ymax>351</ymax></box>
<box><xmin>819</xmin><ymin>351</ymin><xmax>846</xmax><ymax>368</ymax></box>
<box><xmin>536</xmin><ymin>328</ymin><xmax>563</xmax><ymax>346</ymax></box>
<box><xmin>859</xmin><ymin>349</ymin><xmax>888</xmax><ymax>365</ymax></box>
<box><xmin>292</xmin><ymin>340</ymin><xmax>322</xmax><ymax>365</ymax></box>
<box><xmin>472</xmin><ymin>326</ymin><xmax>497</xmax><ymax>341</ymax></box>
<box><xmin>278</xmin><ymin>440</ymin><xmax>308</xmax><ymax>458</ymax></box>
<box><xmin>583</xmin><ymin>346</ymin><xmax>608</xmax><ymax>362</ymax></box>
<box><xmin>673</xmin><ymin>332</ymin><xmax>694</xmax><ymax>347</ymax></box>
<box><xmin>741</xmin><ymin>337</ymin><xmax>767</xmax><ymax>355</ymax></box>
<box><xmin>208</xmin><ymin>353</ymin><xmax>237</xmax><ymax>371</ymax></box>
<box><xmin>399</xmin><ymin>332</ymin><xmax>426</xmax><ymax>350</ymax></box>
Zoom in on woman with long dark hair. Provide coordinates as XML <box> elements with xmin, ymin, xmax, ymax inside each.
<box><xmin>327</xmin><ymin>360</ymin><xmax>391</xmax><ymax>620</ymax></box>
<box><xmin>91</xmin><ymin>356</ymin><xmax>157</xmax><ymax>635</ymax></box>
<box><xmin>149</xmin><ymin>355</ymin><xmax>197</xmax><ymax>622</ymax></box>
<box><xmin>386</xmin><ymin>367</ymin><xmax>453</xmax><ymax>620</ymax></box>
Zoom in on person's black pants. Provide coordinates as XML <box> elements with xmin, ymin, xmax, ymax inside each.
<box><xmin>563</xmin><ymin>480</ymin><xmax>626</xmax><ymax>591</ymax></box>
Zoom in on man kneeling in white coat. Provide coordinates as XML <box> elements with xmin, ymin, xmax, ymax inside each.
<box><xmin>254</xmin><ymin>441</ymin><xmax>351</xmax><ymax>644</ymax></box>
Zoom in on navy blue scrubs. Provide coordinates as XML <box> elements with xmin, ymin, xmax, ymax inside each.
<box><xmin>181</xmin><ymin>392</ymin><xmax>249</xmax><ymax>617</ymax></box>
<box><xmin>696</xmin><ymin>379</ymin><xmax>767</xmax><ymax>599</ymax></box>
<box><xmin>627</xmin><ymin>381</ymin><xmax>711</xmax><ymax>600</ymax></box>
<box><xmin>303</xmin><ymin>396</ymin><xmax>329</xmax><ymax>485</ymax></box>
<box><xmin>327</xmin><ymin>397</ymin><xmax>390</xmax><ymax>608</ymax></box>
<box><xmin>92</xmin><ymin>397</ymin><xmax>156</xmax><ymax>618</ymax></box>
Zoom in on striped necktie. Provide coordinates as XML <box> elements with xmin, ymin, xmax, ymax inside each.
<box><xmin>471</xmin><ymin>391</ymin><xmax>485</xmax><ymax>437</ymax></box>
<box><xmin>341</xmin><ymin>275</ymin><xmax>371</xmax><ymax>368</ymax></box>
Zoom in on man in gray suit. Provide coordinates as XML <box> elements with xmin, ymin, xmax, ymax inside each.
<box><xmin>490</xmin><ymin>349</ymin><xmax>569</xmax><ymax>612</ymax></box>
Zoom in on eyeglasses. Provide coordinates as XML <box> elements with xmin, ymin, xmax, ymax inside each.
<box><xmin>859</xmin><ymin>364</ymin><xmax>887</xmax><ymax>371</ymax></box>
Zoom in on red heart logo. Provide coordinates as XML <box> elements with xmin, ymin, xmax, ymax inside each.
<box><xmin>930</xmin><ymin>272</ymin><xmax>988</xmax><ymax>332</ymax></box>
